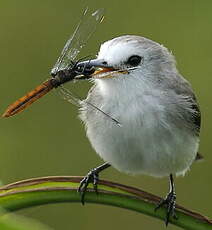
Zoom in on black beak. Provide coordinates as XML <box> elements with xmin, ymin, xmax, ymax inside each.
<box><xmin>76</xmin><ymin>59</ymin><xmax>115</xmax><ymax>79</ymax></box>
<box><xmin>77</xmin><ymin>59</ymin><xmax>112</xmax><ymax>69</ymax></box>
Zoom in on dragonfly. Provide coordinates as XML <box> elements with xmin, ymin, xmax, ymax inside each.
<box><xmin>2</xmin><ymin>8</ymin><xmax>105</xmax><ymax>118</ymax></box>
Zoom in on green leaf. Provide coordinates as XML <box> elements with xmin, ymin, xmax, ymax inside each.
<box><xmin>0</xmin><ymin>176</ymin><xmax>211</xmax><ymax>230</ymax></box>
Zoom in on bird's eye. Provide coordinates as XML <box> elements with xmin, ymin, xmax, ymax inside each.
<box><xmin>126</xmin><ymin>55</ymin><xmax>142</xmax><ymax>66</ymax></box>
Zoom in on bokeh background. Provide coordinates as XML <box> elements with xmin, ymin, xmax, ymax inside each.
<box><xmin>0</xmin><ymin>0</ymin><xmax>211</xmax><ymax>229</ymax></box>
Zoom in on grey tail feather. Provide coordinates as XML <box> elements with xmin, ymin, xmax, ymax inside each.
<box><xmin>195</xmin><ymin>152</ymin><xmax>204</xmax><ymax>161</ymax></box>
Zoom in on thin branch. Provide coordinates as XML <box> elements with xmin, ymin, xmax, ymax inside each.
<box><xmin>0</xmin><ymin>176</ymin><xmax>211</xmax><ymax>230</ymax></box>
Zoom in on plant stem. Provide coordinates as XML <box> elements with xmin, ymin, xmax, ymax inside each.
<box><xmin>0</xmin><ymin>176</ymin><xmax>211</xmax><ymax>230</ymax></box>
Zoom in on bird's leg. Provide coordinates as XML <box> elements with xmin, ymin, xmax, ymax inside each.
<box><xmin>155</xmin><ymin>174</ymin><xmax>178</xmax><ymax>226</ymax></box>
<box><xmin>78</xmin><ymin>162</ymin><xmax>111</xmax><ymax>205</ymax></box>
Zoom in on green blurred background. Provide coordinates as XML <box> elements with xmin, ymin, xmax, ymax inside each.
<box><xmin>0</xmin><ymin>0</ymin><xmax>211</xmax><ymax>229</ymax></box>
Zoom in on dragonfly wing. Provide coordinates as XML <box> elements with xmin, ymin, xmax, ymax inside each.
<box><xmin>58</xmin><ymin>86</ymin><xmax>121</xmax><ymax>126</ymax></box>
<box><xmin>51</xmin><ymin>8</ymin><xmax>104</xmax><ymax>75</ymax></box>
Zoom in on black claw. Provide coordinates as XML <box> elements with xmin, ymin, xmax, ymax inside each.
<box><xmin>78</xmin><ymin>179</ymin><xmax>89</xmax><ymax>205</ymax></box>
<box><xmin>93</xmin><ymin>173</ymin><xmax>99</xmax><ymax>194</ymax></box>
<box><xmin>78</xmin><ymin>169</ymin><xmax>99</xmax><ymax>204</ymax></box>
<box><xmin>78</xmin><ymin>163</ymin><xmax>111</xmax><ymax>205</ymax></box>
<box><xmin>155</xmin><ymin>174</ymin><xmax>177</xmax><ymax>226</ymax></box>
<box><xmin>155</xmin><ymin>190</ymin><xmax>177</xmax><ymax>226</ymax></box>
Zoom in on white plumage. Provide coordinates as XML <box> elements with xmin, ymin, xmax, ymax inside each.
<box><xmin>80</xmin><ymin>35</ymin><xmax>200</xmax><ymax>178</ymax></box>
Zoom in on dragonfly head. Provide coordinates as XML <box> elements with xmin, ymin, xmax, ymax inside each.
<box><xmin>50</xmin><ymin>69</ymin><xmax>78</xmax><ymax>88</ymax></box>
<box><xmin>76</xmin><ymin>59</ymin><xmax>114</xmax><ymax>79</ymax></box>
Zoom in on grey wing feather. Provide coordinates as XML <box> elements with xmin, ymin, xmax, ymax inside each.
<box><xmin>170</xmin><ymin>74</ymin><xmax>202</xmax><ymax>159</ymax></box>
<box><xmin>168</xmin><ymin>73</ymin><xmax>201</xmax><ymax>136</ymax></box>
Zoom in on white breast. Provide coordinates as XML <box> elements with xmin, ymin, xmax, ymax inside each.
<box><xmin>81</xmin><ymin>75</ymin><xmax>199</xmax><ymax>178</ymax></box>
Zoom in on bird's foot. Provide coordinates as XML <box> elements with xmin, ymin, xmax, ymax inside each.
<box><xmin>155</xmin><ymin>190</ymin><xmax>178</xmax><ymax>226</ymax></box>
<box><xmin>78</xmin><ymin>168</ymin><xmax>99</xmax><ymax>205</ymax></box>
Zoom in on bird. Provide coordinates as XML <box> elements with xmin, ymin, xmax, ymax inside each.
<box><xmin>76</xmin><ymin>35</ymin><xmax>201</xmax><ymax>225</ymax></box>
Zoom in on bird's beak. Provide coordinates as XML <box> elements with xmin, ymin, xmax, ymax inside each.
<box><xmin>77</xmin><ymin>59</ymin><xmax>117</xmax><ymax>79</ymax></box>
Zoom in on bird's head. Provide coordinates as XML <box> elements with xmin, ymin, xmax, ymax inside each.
<box><xmin>78</xmin><ymin>35</ymin><xmax>178</xmax><ymax>97</ymax></box>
